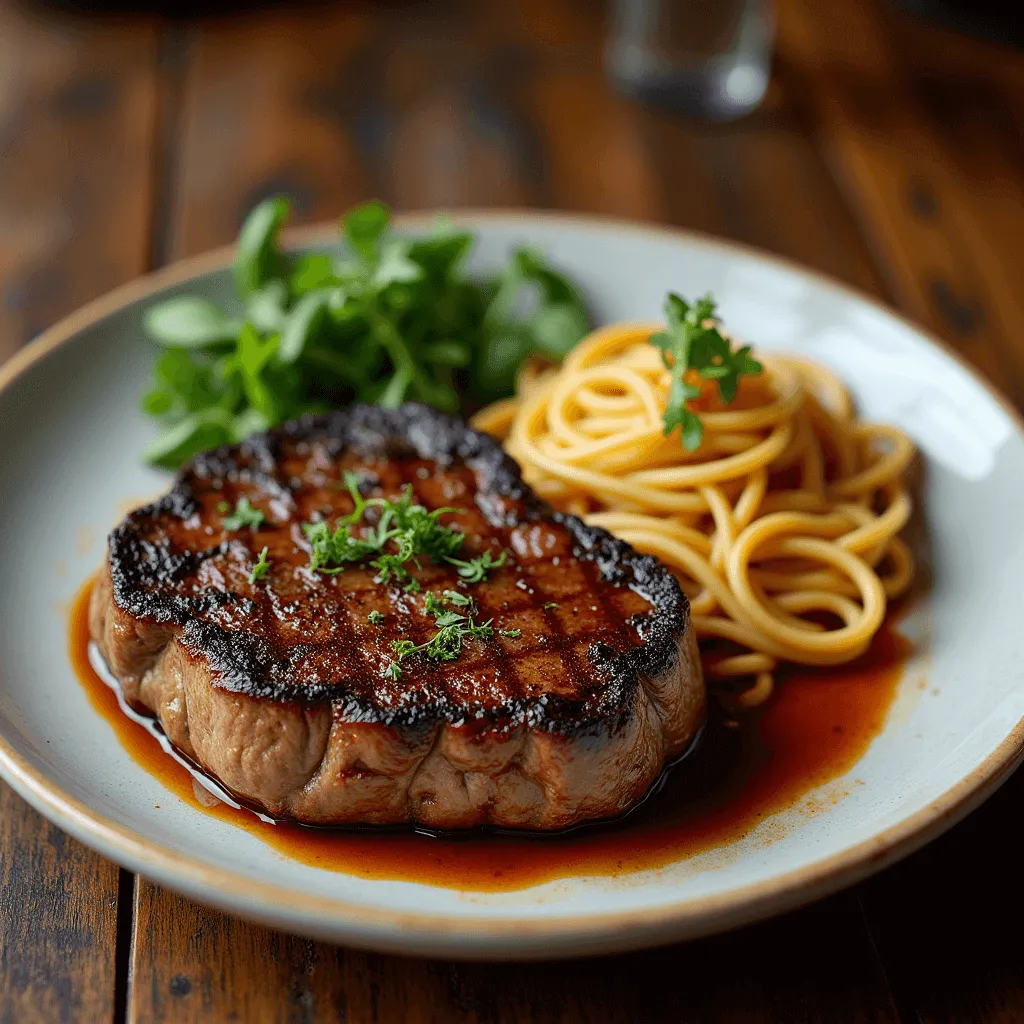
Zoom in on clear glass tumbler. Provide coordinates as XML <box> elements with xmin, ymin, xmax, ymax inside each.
<box><xmin>606</xmin><ymin>0</ymin><xmax>775</xmax><ymax>121</ymax></box>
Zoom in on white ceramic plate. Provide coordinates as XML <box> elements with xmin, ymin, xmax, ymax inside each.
<box><xmin>1</xmin><ymin>213</ymin><xmax>1022</xmax><ymax>960</ymax></box>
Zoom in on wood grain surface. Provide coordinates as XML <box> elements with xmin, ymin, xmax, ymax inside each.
<box><xmin>130</xmin><ymin>884</ymin><xmax>899</xmax><ymax>1024</ymax></box>
<box><xmin>0</xmin><ymin>786</ymin><xmax>121</xmax><ymax>1024</ymax></box>
<box><xmin>778</xmin><ymin>0</ymin><xmax>1024</xmax><ymax>405</ymax></box>
<box><xmin>0</xmin><ymin>0</ymin><xmax>159</xmax><ymax>363</ymax></box>
<box><xmin>0</xmin><ymin>1</ymin><xmax>158</xmax><ymax>1020</ymax></box>
<box><xmin>1</xmin><ymin>0</ymin><xmax>1023</xmax><ymax>1021</ymax></box>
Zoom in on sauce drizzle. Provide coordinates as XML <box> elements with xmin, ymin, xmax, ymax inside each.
<box><xmin>71</xmin><ymin>579</ymin><xmax>909</xmax><ymax>891</ymax></box>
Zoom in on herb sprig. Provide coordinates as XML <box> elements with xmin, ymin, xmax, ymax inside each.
<box><xmin>301</xmin><ymin>475</ymin><xmax>507</xmax><ymax>588</ymax></box>
<box><xmin>385</xmin><ymin>591</ymin><xmax>520</xmax><ymax>679</ymax></box>
<box><xmin>140</xmin><ymin>198</ymin><xmax>589</xmax><ymax>468</ymax></box>
<box><xmin>651</xmin><ymin>293</ymin><xmax>763</xmax><ymax>451</ymax></box>
<box><xmin>249</xmin><ymin>546</ymin><xmax>271</xmax><ymax>583</ymax></box>
<box><xmin>447</xmin><ymin>550</ymin><xmax>507</xmax><ymax>584</ymax></box>
<box><xmin>222</xmin><ymin>497</ymin><xmax>265</xmax><ymax>531</ymax></box>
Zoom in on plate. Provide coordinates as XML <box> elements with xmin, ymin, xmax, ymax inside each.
<box><xmin>1</xmin><ymin>212</ymin><xmax>1023</xmax><ymax>959</ymax></box>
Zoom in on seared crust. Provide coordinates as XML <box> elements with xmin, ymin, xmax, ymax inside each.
<box><xmin>92</xmin><ymin>404</ymin><xmax>705</xmax><ymax>829</ymax></box>
<box><xmin>107</xmin><ymin>404</ymin><xmax>688</xmax><ymax>730</ymax></box>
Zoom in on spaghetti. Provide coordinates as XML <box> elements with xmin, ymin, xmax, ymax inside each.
<box><xmin>472</xmin><ymin>323</ymin><xmax>916</xmax><ymax>707</ymax></box>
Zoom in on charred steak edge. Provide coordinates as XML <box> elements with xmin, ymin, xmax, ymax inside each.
<box><xmin>106</xmin><ymin>403</ymin><xmax>691</xmax><ymax>734</ymax></box>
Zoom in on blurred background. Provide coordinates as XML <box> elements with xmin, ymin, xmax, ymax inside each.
<box><xmin>1</xmin><ymin>0</ymin><xmax>1023</xmax><ymax>402</ymax></box>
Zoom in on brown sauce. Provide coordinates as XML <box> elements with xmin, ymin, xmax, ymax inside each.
<box><xmin>71</xmin><ymin>579</ymin><xmax>910</xmax><ymax>891</ymax></box>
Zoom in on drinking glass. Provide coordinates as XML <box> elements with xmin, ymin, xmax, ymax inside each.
<box><xmin>606</xmin><ymin>0</ymin><xmax>775</xmax><ymax>121</ymax></box>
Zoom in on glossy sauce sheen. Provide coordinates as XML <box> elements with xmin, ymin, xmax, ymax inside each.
<box><xmin>71</xmin><ymin>580</ymin><xmax>909</xmax><ymax>891</ymax></box>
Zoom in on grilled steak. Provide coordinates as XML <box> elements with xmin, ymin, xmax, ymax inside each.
<box><xmin>90</xmin><ymin>404</ymin><xmax>704</xmax><ymax>830</ymax></box>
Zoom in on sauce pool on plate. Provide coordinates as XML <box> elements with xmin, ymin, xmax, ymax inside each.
<box><xmin>70</xmin><ymin>579</ymin><xmax>910</xmax><ymax>891</ymax></box>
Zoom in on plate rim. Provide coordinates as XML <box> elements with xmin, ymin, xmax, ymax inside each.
<box><xmin>3</xmin><ymin>209</ymin><xmax>1024</xmax><ymax>956</ymax></box>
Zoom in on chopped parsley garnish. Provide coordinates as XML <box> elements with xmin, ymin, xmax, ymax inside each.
<box><xmin>447</xmin><ymin>549</ymin><xmax>507</xmax><ymax>584</ymax></box>
<box><xmin>651</xmin><ymin>293</ymin><xmax>762</xmax><ymax>451</ymax></box>
<box><xmin>383</xmin><ymin>588</ymin><xmax>521</xmax><ymax>678</ymax></box>
<box><xmin>367</xmin><ymin>610</ymin><xmax>385</xmax><ymax>625</ymax></box>
<box><xmin>300</xmin><ymin>475</ymin><xmax>508</xmax><ymax>588</ymax></box>
<box><xmin>388</xmin><ymin>616</ymin><xmax>495</xmax><ymax>672</ymax></box>
<box><xmin>223</xmin><ymin>497</ymin><xmax>265</xmax><ymax>531</ymax></box>
<box><xmin>369</xmin><ymin>553</ymin><xmax>408</xmax><ymax>584</ymax></box>
<box><xmin>249</xmin><ymin>546</ymin><xmax>271</xmax><ymax>583</ymax></box>
<box><xmin>302</xmin><ymin>519</ymin><xmax>381</xmax><ymax>574</ymax></box>
<box><xmin>543</xmin><ymin>602</ymin><xmax>560</xmax><ymax>610</ymax></box>
<box><xmin>424</xmin><ymin>591</ymin><xmax>451</xmax><ymax>617</ymax></box>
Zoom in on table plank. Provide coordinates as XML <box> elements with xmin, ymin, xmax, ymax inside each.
<box><xmin>483</xmin><ymin>0</ymin><xmax>888</xmax><ymax>297</ymax></box>
<box><xmin>164</xmin><ymin>0</ymin><xmax>887</xmax><ymax>303</ymax></box>
<box><xmin>0</xmin><ymin>3</ymin><xmax>160</xmax><ymax>1020</ymax></box>
<box><xmin>130</xmin><ymin>884</ymin><xmax>899</xmax><ymax>1024</ymax></box>
<box><xmin>777</xmin><ymin>0</ymin><xmax>1024</xmax><ymax>404</ymax></box>
<box><xmin>125</xmin><ymin>4</ymin><xmax>903</xmax><ymax>1021</ymax></box>
<box><xmin>0</xmin><ymin>0</ymin><xmax>159</xmax><ymax>363</ymax></box>
<box><xmin>0</xmin><ymin>786</ymin><xmax>122</xmax><ymax>1024</ymax></box>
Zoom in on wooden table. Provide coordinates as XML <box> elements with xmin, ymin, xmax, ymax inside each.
<box><xmin>2</xmin><ymin>0</ymin><xmax>1023</xmax><ymax>1019</ymax></box>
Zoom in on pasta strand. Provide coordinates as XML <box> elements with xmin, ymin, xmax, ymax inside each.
<box><xmin>472</xmin><ymin>330</ymin><xmax>916</xmax><ymax>707</ymax></box>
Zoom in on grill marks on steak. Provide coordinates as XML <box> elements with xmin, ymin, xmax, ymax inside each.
<box><xmin>91</xmin><ymin>404</ymin><xmax>705</xmax><ymax>830</ymax></box>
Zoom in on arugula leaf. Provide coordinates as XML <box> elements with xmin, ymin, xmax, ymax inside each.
<box><xmin>235</xmin><ymin>324</ymin><xmax>282</xmax><ymax>423</ymax></box>
<box><xmin>474</xmin><ymin>246</ymin><xmax>589</xmax><ymax>400</ymax></box>
<box><xmin>141</xmin><ymin>388</ymin><xmax>173</xmax><ymax>417</ymax></box>
<box><xmin>140</xmin><ymin>198</ymin><xmax>592</xmax><ymax>468</ymax></box>
<box><xmin>408</xmin><ymin>223</ymin><xmax>473</xmax><ymax>283</ymax></box>
<box><xmin>344</xmin><ymin>200</ymin><xmax>390</xmax><ymax>263</ymax></box>
<box><xmin>229</xmin><ymin>408</ymin><xmax>271</xmax><ymax>443</ymax></box>
<box><xmin>278</xmin><ymin>289</ymin><xmax>331</xmax><ymax>364</ymax></box>
<box><xmin>235</xmin><ymin>197</ymin><xmax>290</xmax><ymax>296</ymax></box>
<box><xmin>651</xmin><ymin>292</ymin><xmax>763</xmax><ymax>451</ymax></box>
<box><xmin>421</xmin><ymin>340</ymin><xmax>471</xmax><ymax>368</ymax></box>
<box><xmin>144</xmin><ymin>296</ymin><xmax>239</xmax><ymax>349</ymax></box>
<box><xmin>372</xmin><ymin>240</ymin><xmax>422</xmax><ymax>289</ymax></box>
<box><xmin>289</xmin><ymin>252</ymin><xmax>338</xmax><ymax>297</ymax></box>
<box><xmin>141</xmin><ymin>407</ymin><xmax>233</xmax><ymax>469</ymax></box>
<box><xmin>150</xmin><ymin>348</ymin><xmax>223</xmax><ymax>413</ymax></box>
<box><xmin>528</xmin><ymin>302</ymin><xmax>590</xmax><ymax>359</ymax></box>
<box><xmin>245</xmin><ymin>280</ymin><xmax>289</xmax><ymax>334</ymax></box>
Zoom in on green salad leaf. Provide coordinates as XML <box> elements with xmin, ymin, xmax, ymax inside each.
<box><xmin>235</xmin><ymin>197</ymin><xmax>290</xmax><ymax>296</ymax></box>
<box><xmin>140</xmin><ymin>198</ymin><xmax>590</xmax><ymax>467</ymax></box>
<box><xmin>144</xmin><ymin>296</ymin><xmax>239</xmax><ymax>349</ymax></box>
